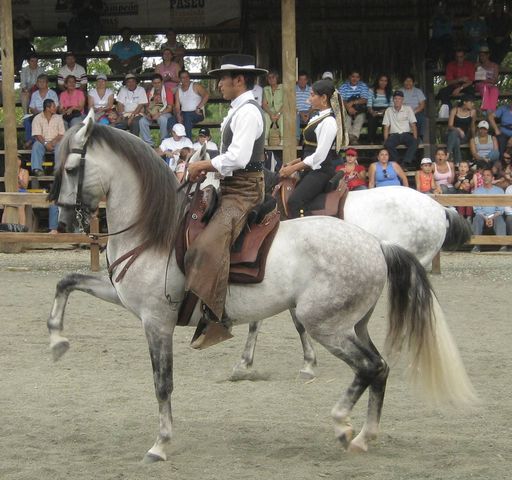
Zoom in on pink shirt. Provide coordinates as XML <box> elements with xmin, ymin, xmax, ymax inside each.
<box><xmin>156</xmin><ymin>61</ymin><xmax>180</xmax><ymax>97</ymax></box>
<box><xmin>60</xmin><ymin>89</ymin><xmax>86</xmax><ymax>113</ymax></box>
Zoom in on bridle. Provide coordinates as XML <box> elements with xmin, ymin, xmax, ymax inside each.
<box><xmin>61</xmin><ymin>143</ymin><xmax>137</xmax><ymax>240</ymax></box>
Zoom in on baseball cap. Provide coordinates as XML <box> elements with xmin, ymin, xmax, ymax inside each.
<box><xmin>96</xmin><ymin>73</ymin><xmax>107</xmax><ymax>81</ymax></box>
<box><xmin>420</xmin><ymin>157</ymin><xmax>433</xmax><ymax>165</ymax></box>
<box><xmin>172</xmin><ymin>123</ymin><xmax>186</xmax><ymax>136</ymax></box>
<box><xmin>322</xmin><ymin>71</ymin><xmax>334</xmax><ymax>80</ymax></box>
<box><xmin>477</xmin><ymin>120</ymin><xmax>489</xmax><ymax>129</ymax></box>
<box><xmin>345</xmin><ymin>148</ymin><xmax>358</xmax><ymax>156</ymax></box>
<box><xmin>198</xmin><ymin>127</ymin><xmax>210</xmax><ymax>137</ymax></box>
<box><xmin>393</xmin><ymin>90</ymin><xmax>404</xmax><ymax>97</ymax></box>
<box><xmin>479</xmin><ymin>45</ymin><xmax>490</xmax><ymax>53</ymax></box>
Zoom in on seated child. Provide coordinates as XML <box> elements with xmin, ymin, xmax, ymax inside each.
<box><xmin>174</xmin><ymin>147</ymin><xmax>192</xmax><ymax>183</ymax></box>
<box><xmin>415</xmin><ymin>157</ymin><xmax>441</xmax><ymax>193</ymax></box>
<box><xmin>453</xmin><ymin>160</ymin><xmax>473</xmax><ymax>218</ymax></box>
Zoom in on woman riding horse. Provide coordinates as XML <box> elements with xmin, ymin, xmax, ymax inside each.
<box><xmin>279</xmin><ymin>79</ymin><xmax>346</xmax><ymax>218</ymax></box>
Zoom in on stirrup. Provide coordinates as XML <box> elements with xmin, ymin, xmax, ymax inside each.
<box><xmin>190</xmin><ymin>308</ymin><xmax>233</xmax><ymax>350</ymax></box>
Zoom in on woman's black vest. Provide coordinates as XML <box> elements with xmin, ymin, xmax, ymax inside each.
<box><xmin>301</xmin><ymin>113</ymin><xmax>336</xmax><ymax>175</ymax></box>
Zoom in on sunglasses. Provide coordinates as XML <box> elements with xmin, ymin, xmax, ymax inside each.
<box><xmin>382</xmin><ymin>169</ymin><xmax>389</xmax><ymax>179</ymax></box>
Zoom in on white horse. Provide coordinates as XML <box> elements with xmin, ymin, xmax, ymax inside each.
<box><xmin>48</xmin><ymin>115</ymin><xmax>475</xmax><ymax>461</ymax></box>
<box><xmin>233</xmin><ymin>184</ymin><xmax>472</xmax><ymax>379</ymax></box>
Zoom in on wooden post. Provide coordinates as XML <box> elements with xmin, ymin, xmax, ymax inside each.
<box><xmin>281</xmin><ymin>0</ymin><xmax>296</xmax><ymax>165</ymax></box>
<box><xmin>0</xmin><ymin>0</ymin><xmax>23</xmax><ymax>253</ymax></box>
<box><xmin>89</xmin><ymin>213</ymin><xmax>101</xmax><ymax>272</ymax></box>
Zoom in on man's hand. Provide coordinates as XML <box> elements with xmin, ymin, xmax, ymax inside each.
<box><xmin>187</xmin><ymin>160</ymin><xmax>213</xmax><ymax>182</ymax></box>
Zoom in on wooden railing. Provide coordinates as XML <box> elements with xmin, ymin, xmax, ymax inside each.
<box><xmin>0</xmin><ymin>193</ymin><xmax>106</xmax><ymax>271</ymax></box>
<box><xmin>431</xmin><ymin>193</ymin><xmax>512</xmax><ymax>274</ymax></box>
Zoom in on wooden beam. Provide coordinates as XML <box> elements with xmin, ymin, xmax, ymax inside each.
<box><xmin>0</xmin><ymin>232</ymin><xmax>107</xmax><ymax>244</ymax></box>
<box><xmin>0</xmin><ymin>193</ymin><xmax>107</xmax><ymax>208</ymax></box>
<box><xmin>281</xmin><ymin>0</ymin><xmax>297</xmax><ymax>165</ymax></box>
<box><xmin>431</xmin><ymin>194</ymin><xmax>512</xmax><ymax>207</ymax></box>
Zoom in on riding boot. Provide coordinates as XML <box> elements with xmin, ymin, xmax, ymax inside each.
<box><xmin>190</xmin><ymin>305</ymin><xmax>233</xmax><ymax>350</ymax></box>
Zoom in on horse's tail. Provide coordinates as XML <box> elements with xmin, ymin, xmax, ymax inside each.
<box><xmin>442</xmin><ymin>207</ymin><xmax>472</xmax><ymax>250</ymax></box>
<box><xmin>380</xmin><ymin>243</ymin><xmax>478</xmax><ymax>407</ymax></box>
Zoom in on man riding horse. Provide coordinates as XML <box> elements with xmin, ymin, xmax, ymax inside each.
<box><xmin>183</xmin><ymin>54</ymin><xmax>268</xmax><ymax>349</ymax></box>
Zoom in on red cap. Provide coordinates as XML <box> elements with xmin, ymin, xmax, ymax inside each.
<box><xmin>345</xmin><ymin>148</ymin><xmax>358</xmax><ymax>156</ymax></box>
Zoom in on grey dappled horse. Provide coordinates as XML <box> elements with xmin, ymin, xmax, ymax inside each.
<box><xmin>48</xmin><ymin>113</ymin><xmax>475</xmax><ymax>461</ymax></box>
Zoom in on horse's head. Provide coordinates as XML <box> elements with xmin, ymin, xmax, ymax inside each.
<box><xmin>54</xmin><ymin>109</ymin><xmax>104</xmax><ymax>232</ymax></box>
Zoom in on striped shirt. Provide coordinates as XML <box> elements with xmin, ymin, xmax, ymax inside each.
<box><xmin>338</xmin><ymin>81</ymin><xmax>369</xmax><ymax>102</ymax></box>
<box><xmin>367</xmin><ymin>90</ymin><xmax>391</xmax><ymax>109</ymax></box>
<box><xmin>58</xmin><ymin>64</ymin><xmax>87</xmax><ymax>88</ymax></box>
<box><xmin>295</xmin><ymin>84</ymin><xmax>311</xmax><ymax>112</ymax></box>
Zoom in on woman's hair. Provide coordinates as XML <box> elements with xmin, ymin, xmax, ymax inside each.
<box><xmin>435</xmin><ymin>146</ymin><xmax>448</xmax><ymax>156</ymax></box>
<box><xmin>179</xmin><ymin>147</ymin><xmax>192</xmax><ymax>161</ymax></box>
<box><xmin>376</xmin><ymin>147</ymin><xmax>390</xmax><ymax>159</ymax></box>
<box><xmin>311</xmin><ymin>79</ymin><xmax>335</xmax><ymax>99</ymax></box>
<box><xmin>403</xmin><ymin>73</ymin><xmax>415</xmax><ymax>83</ymax></box>
<box><xmin>64</xmin><ymin>75</ymin><xmax>77</xmax><ymax>86</ymax></box>
<box><xmin>267</xmin><ymin>69</ymin><xmax>280</xmax><ymax>79</ymax></box>
<box><xmin>372</xmin><ymin>74</ymin><xmax>392</xmax><ymax>102</ymax></box>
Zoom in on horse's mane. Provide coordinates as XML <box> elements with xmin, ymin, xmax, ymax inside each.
<box><xmin>59</xmin><ymin>124</ymin><xmax>186</xmax><ymax>252</ymax></box>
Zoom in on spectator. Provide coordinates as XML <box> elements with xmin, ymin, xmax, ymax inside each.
<box><xmin>368</xmin><ymin>147</ymin><xmax>409</xmax><ymax>188</ymax></box>
<box><xmin>174</xmin><ymin>147</ymin><xmax>193</xmax><ymax>183</ymax></box>
<box><xmin>463</xmin><ymin>11</ymin><xmax>488</xmax><ymax>62</ymax></box>
<box><xmin>87</xmin><ymin>73</ymin><xmax>114</xmax><ymax>122</ymax></box>
<box><xmin>58</xmin><ymin>52</ymin><xmax>87</xmax><ymax>91</ymax></box>
<box><xmin>192</xmin><ymin>127</ymin><xmax>219</xmax><ymax>157</ymax></box>
<box><xmin>382</xmin><ymin>90</ymin><xmax>418</xmax><ymax>167</ymax></box>
<box><xmin>251</xmin><ymin>80</ymin><xmax>263</xmax><ymax>106</ymax></box>
<box><xmin>338</xmin><ymin>70</ymin><xmax>369</xmax><ymax>145</ymax></box>
<box><xmin>108</xmin><ymin>27</ymin><xmax>143</xmax><ymax>75</ymax></box>
<box><xmin>488</xmin><ymin>101</ymin><xmax>512</xmax><ymax>155</ymax></box>
<box><xmin>322</xmin><ymin>71</ymin><xmax>334</xmax><ymax>80</ymax></box>
<box><xmin>485</xmin><ymin>2</ymin><xmax>512</xmax><ymax>65</ymax></box>
<box><xmin>155</xmin><ymin>48</ymin><xmax>180</xmax><ymax>100</ymax></box>
<box><xmin>23</xmin><ymin>74</ymin><xmax>60</xmax><ymax>149</ymax></box>
<box><xmin>20</xmin><ymin>53</ymin><xmax>44</xmax><ymax>114</ymax></box>
<box><xmin>471</xmin><ymin>167</ymin><xmax>506</xmax><ymax>252</ymax></box>
<box><xmin>13</xmin><ymin>14</ymin><xmax>34</xmax><ymax>73</ymax></box>
<box><xmin>492</xmin><ymin>148</ymin><xmax>512</xmax><ymax>190</ymax></box>
<box><xmin>139</xmin><ymin>73</ymin><xmax>174</xmax><ymax>147</ymax></box>
<box><xmin>104</xmin><ymin>108</ymin><xmax>121</xmax><ymax>127</ymax></box>
<box><xmin>333</xmin><ymin>148</ymin><xmax>367</xmax><ymax>191</ymax></box>
<box><xmin>474</xmin><ymin>45</ymin><xmax>500</xmax><ymax>112</ymax></box>
<box><xmin>470</xmin><ymin>120</ymin><xmax>500</xmax><ymax>166</ymax></box>
<box><xmin>433</xmin><ymin>147</ymin><xmax>456</xmax><ymax>193</ymax></box>
<box><xmin>470</xmin><ymin>160</ymin><xmax>486</xmax><ymax>191</ymax></box>
<box><xmin>505</xmin><ymin>184</ymin><xmax>512</xmax><ymax>241</ymax></box>
<box><xmin>367</xmin><ymin>74</ymin><xmax>392</xmax><ymax>144</ymax></box>
<box><xmin>446</xmin><ymin>94</ymin><xmax>477</xmax><ymax>165</ymax></box>
<box><xmin>295</xmin><ymin>71</ymin><xmax>312</xmax><ymax>142</ymax></box>
<box><xmin>174</xmin><ymin>70</ymin><xmax>209</xmax><ymax>139</ymax></box>
<box><xmin>426</xmin><ymin>3</ymin><xmax>455</xmax><ymax>67</ymax></box>
<box><xmin>262</xmin><ymin>70</ymin><xmax>284</xmax><ymax>145</ymax></box>
<box><xmin>30</xmin><ymin>99</ymin><xmax>65</xmax><ymax>176</ymax></box>
<box><xmin>58</xmin><ymin>75</ymin><xmax>86</xmax><ymax>128</ymax></box>
<box><xmin>453</xmin><ymin>159</ymin><xmax>474</xmax><ymax>219</ymax></box>
<box><xmin>1</xmin><ymin>157</ymin><xmax>29</xmax><ymax>226</ymax></box>
<box><xmin>115</xmin><ymin>73</ymin><xmax>148</xmax><ymax>136</ymax></box>
<box><xmin>415</xmin><ymin>157</ymin><xmax>441</xmax><ymax>194</ymax></box>
<box><xmin>161</xmin><ymin>28</ymin><xmax>186</xmax><ymax>69</ymax></box>
<box><xmin>436</xmin><ymin>48</ymin><xmax>476</xmax><ymax>118</ymax></box>
<box><xmin>66</xmin><ymin>0</ymin><xmax>102</xmax><ymax>66</ymax></box>
<box><xmin>155</xmin><ymin>123</ymin><xmax>193</xmax><ymax>171</ymax></box>
<box><xmin>400</xmin><ymin>74</ymin><xmax>426</xmax><ymax>140</ymax></box>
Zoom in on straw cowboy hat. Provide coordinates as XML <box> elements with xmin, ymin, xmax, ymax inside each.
<box><xmin>208</xmin><ymin>54</ymin><xmax>268</xmax><ymax>76</ymax></box>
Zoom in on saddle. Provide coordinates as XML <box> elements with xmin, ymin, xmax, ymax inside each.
<box><xmin>273</xmin><ymin>175</ymin><xmax>349</xmax><ymax>219</ymax></box>
<box><xmin>175</xmin><ymin>185</ymin><xmax>280</xmax><ymax>285</ymax></box>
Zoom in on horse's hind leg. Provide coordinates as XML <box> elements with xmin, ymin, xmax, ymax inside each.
<box><xmin>304</xmin><ymin>306</ymin><xmax>388</xmax><ymax>453</ymax></box>
<box><xmin>48</xmin><ymin>273</ymin><xmax>121</xmax><ymax>361</ymax></box>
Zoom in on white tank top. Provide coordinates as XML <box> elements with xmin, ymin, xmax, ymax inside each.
<box><xmin>178</xmin><ymin>83</ymin><xmax>202</xmax><ymax>112</ymax></box>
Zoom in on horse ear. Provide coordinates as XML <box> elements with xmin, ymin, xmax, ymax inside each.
<box><xmin>200</xmin><ymin>142</ymin><xmax>207</xmax><ymax>159</ymax></box>
<box><xmin>75</xmin><ymin>109</ymin><xmax>95</xmax><ymax>147</ymax></box>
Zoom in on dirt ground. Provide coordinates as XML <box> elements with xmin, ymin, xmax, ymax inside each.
<box><xmin>0</xmin><ymin>249</ymin><xmax>511</xmax><ymax>480</ymax></box>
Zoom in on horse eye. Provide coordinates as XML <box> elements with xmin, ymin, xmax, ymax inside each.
<box><xmin>65</xmin><ymin>166</ymin><xmax>78</xmax><ymax>175</ymax></box>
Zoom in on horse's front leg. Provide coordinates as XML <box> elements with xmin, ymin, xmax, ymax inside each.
<box><xmin>290</xmin><ymin>308</ymin><xmax>317</xmax><ymax>379</ymax></box>
<box><xmin>142</xmin><ymin>319</ymin><xmax>174</xmax><ymax>463</ymax></box>
<box><xmin>48</xmin><ymin>273</ymin><xmax>122</xmax><ymax>361</ymax></box>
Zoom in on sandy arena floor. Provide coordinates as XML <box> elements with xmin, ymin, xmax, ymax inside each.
<box><xmin>0</xmin><ymin>249</ymin><xmax>511</xmax><ymax>480</ymax></box>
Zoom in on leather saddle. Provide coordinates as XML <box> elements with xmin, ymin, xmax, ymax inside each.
<box><xmin>175</xmin><ymin>185</ymin><xmax>280</xmax><ymax>285</ymax></box>
<box><xmin>273</xmin><ymin>175</ymin><xmax>349</xmax><ymax>219</ymax></box>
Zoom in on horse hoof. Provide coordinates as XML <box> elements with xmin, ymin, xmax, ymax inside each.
<box><xmin>347</xmin><ymin>439</ymin><xmax>368</xmax><ymax>453</ymax></box>
<box><xmin>337</xmin><ymin>430</ymin><xmax>354</xmax><ymax>450</ymax></box>
<box><xmin>51</xmin><ymin>339</ymin><xmax>70</xmax><ymax>361</ymax></box>
<box><xmin>298</xmin><ymin>367</ymin><xmax>316</xmax><ymax>380</ymax></box>
<box><xmin>142</xmin><ymin>452</ymin><xmax>166</xmax><ymax>463</ymax></box>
